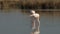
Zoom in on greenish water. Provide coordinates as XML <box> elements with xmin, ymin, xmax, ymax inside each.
<box><xmin>0</xmin><ymin>10</ymin><xmax>60</xmax><ymax>34</ymax></box>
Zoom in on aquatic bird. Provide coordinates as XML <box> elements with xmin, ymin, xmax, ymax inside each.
<box><xmin>30</xmin><ymin>10</ymin><xmax>40</xmax><ymax>34</ymax></box>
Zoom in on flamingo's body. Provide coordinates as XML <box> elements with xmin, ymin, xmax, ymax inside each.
<box><xmin>30</xmin><ymin>10</ymin><xmax>40</xmax><ymax>34</ymax></box>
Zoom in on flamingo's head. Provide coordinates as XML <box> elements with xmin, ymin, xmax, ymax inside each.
<box><xmin>30</xmin><ymin>10</ymin><xmax>35</xmax><ymax>14</ymax></box>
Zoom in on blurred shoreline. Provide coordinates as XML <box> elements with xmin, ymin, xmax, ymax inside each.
<box><xmin>0</xmin><ymin>0</ymin><xmax>60</xmax><ymax>9</ymax></box>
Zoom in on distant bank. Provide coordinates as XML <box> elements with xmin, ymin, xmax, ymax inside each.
<box><xmin>0</xmin><ymin>0</ymin><xmax>60</xmax><ymax>9</ymax></box>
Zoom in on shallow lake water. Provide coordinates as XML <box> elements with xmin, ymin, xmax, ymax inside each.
<box><xmin>0</xmin><ymin>10</ymin><xmax>60</xmax><ymax>34</ymax></box>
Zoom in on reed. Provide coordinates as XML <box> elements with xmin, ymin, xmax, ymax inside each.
<box><xmin>0</xmin><ymin>0</ymin><xmax>60</xmax><ymax>9</ymax></box>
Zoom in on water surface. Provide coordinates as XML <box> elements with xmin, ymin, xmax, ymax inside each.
<box><xmin>0</xmin><ymin>10</ymin><xmax>60</xmax><ymax>34</ymax></box>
